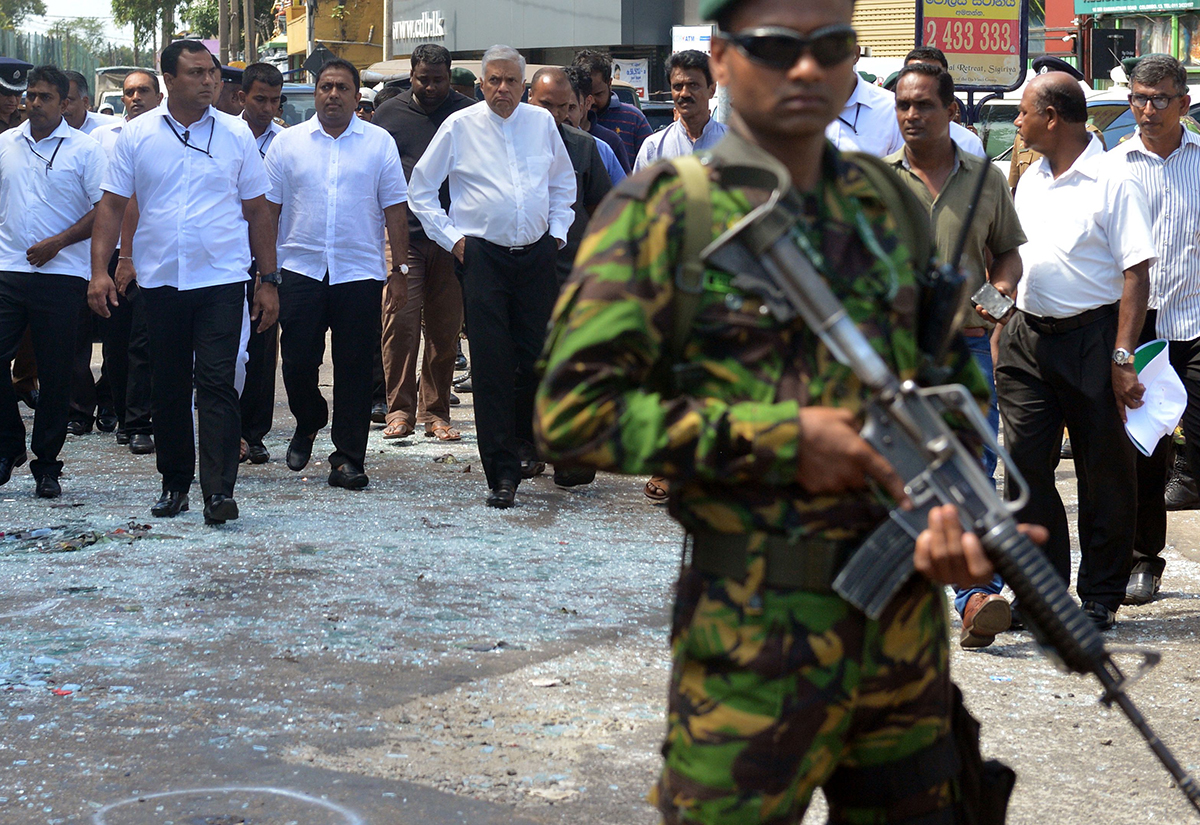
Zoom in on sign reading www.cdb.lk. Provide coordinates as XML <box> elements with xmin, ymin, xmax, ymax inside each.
<box><xmin>917</xmin><ymin>0</ymin><xmax>1029</xmax><ymax>91</ymax></box>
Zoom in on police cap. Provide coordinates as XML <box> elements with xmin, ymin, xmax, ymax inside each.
<box><xmin>0</xmin><ymin>57</ymin><xmax>32</xmax><ymax>94</ymax></box>
<box><xmin>1031</xmin><ymin>55</ymin><xmax>1084</xmax><ymax>81</ymax></box>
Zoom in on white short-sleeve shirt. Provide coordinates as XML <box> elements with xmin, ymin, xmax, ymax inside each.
<box><xmin>825</xmin><ymin>76</ymin><xmax>904</xmax><ymax>158</ymax></box>
<box><xmin>102</xmin><ymin>104</ymin><xmax>269</xmax><ymax>291</ymax></box>
<box><xmin>1015</xmin><ymin>135</ymin><xmax>1157</xmax><ymax>318</ymax></box>
<box><xmin>264</xmin><ymin>115</ymin><xmax>408</xmax><ymax>284</ymax></box>
<box><xmin>0</xmin><ymin>118</ymin><xmax>107</xmax><ymax>279</ymax></box>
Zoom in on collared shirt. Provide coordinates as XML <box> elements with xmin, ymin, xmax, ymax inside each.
<box><xmin>90</xmin><ymin>118</ymin><xmax>125</xmax><ymax>159</ymax></box>
<box><xmin>409</xmin><ymin>102</ymin><xmax>576</xmax><ymax>252</ymax></box>
<box><xmin>825</xmin><ymin>76</ymin><xmax>904</xmax><ymax>158</ymax></box>
<box><xmin>594</xmin><ymin>135</ymin><xmax>626</xmax><ymax>185</ymax></box>
<box><xmin>595</xmin><ymin>98</ymin><xmax>652</xmax><ymax>161</ymax></box>
<box><xmin>0</xmin><ymin>118</ymin><xmax>107</xmax><ymax>278</ymax></box>
<box><xmin>373</xmin><ymin>88</ymin><xmax>475</xmax><ymax>238</ymax></box>
<box><xmin>102</xmin><ymin>104</ymin><xmax>270</xmax><ymax>291</ymax></box>
<box><xmin>887</xmin><ymin>143</ymin><xmax>1025</xmax><ymax>329</ymax></box>
<box><xmin>249</xmin><ymin>119</ymin><xmax>283</xmax><ymax>158</ymax></box>
<box><xmin>632</xmin><ymin>117</ymin><xmax>728</xmax><ymax>172</ymax></box>
<box><xmin>79</xmin><ymin>110</ymin><xmax>121</xmax><ymax>135</ymax></box>
<box><xmin>1109</xmin><ymin>127</ymin><xmax>1200</xmax><ymax>340</ymax></box>
<box><xmin>950</xmin><ymin>122</ymin><xmax>985</xmax><ymax>158</ymax></box>
<box><xmin>265</xmin><ymin>114</ymin><xmax>408</xmax><ymax>284</ymax></box>
<box><xmin>1014</xmin><ymin>135</ymin><xmax>1156</xmax><ymax>318</ymax></box>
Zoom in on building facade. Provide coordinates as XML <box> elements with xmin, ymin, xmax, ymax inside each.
<box><xmin>1077</xmin><ymin>1</ymin><xmax>1200</xmax><ymax>71</ymax></box>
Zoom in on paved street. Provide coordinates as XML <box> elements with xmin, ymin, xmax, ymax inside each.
<box><xmin>2</xmin><ymin>348</ymin><xmax>1200</xmax><ymax>825</ymax></box>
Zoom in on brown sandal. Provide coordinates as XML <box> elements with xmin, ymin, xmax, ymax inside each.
<box><xmin>644</xmin><ymin>475</ymin><xmax>669</xmax><ymax>504</ymax></box>
<box><xmin>383</xmin><ymin>420</ymin><xmax>415</xmax><ymax>439</ymax></box>
<box><xmin>425</xmin><ymin>422</ymin><xmax>462</xmax><ymax>442</ymax></box>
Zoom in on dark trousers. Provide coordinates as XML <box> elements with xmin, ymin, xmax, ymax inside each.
<box><xmin>240</xmin><ymin>279</ymin><xmax>278</xmax><ymax>446</ymax></box>
<box><xmin>996</xmin><ymin>309</ymin><xmax>1136</xmax><ymax>612</ymax></box>
<box><xmin>1133</xmin><ymin>310</ymin><xmax>1200</xmax><ymax>578</ymax></box>
<box><xmin>141</xmin><ymin>282</ymin><xmax>244</xmax><ymax>499</ymax></box>
<box><xmin>278</xmin><ymin>270</ymin><xmax>382</xmax><ymax>471</ymax></box>
<box><xmin>11</xmin><ymin>325</ymin><xmax>36</xmax><ymax>395</ymax></box>
<box><xmin>69</xmin><ymin>304</ymin><xmax>111</xmax><ymax>425</ymax></box>
<box><xmin>0</xmin><ymin>271</ymin><xmax>86</xmax><ymax>478</ymax></box>
<box><xmin>460</xmin><ymin>234</ymin><xmax>558</xmax><ymax>489</ymax></box>
<box><xmin>99</xmin><ymin>259</ymin><xmax>153</xmax><ymax>435</ymax></box>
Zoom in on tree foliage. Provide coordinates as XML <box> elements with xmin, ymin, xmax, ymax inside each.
<box><xmin>111</xmin><ymin>0</ymin><xmax>164</xmax><ymax>55</ymax></box>
<box><xmin>46</xmin><ymin>17</ymin><xmax>109</xmax><ymax>53</ymax></box>
<box><xmin>0</xmin><ymin>0</ymin><xmax>47</xmax><ymax>29</ymax></box>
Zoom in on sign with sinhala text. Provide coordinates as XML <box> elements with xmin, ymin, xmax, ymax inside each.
<box><xmin>1074</xmin><ymin>1</ymin><xmax>1191</xmax><ymax>13</ymax></box>
<box><xmin>917</xmin><ymin>0</ymin><xmax>1028</xmax><ymax>91</ymax></box>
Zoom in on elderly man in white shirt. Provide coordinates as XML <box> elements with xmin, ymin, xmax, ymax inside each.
<box><xmin>825</xmin><ymin>67</ymin><xmax>903</xmax><ymax>157</ymax></box>
<box><xmin>633</xmin><ymin>50</ymin><xmax>727</xmax><ymax>172</ymax></box>
<box><xmin>264</xmin><ymin>58</ymin><xmax>409</xmax><ymax>491</ymax></box>
<box><xmin>409</xmin><ymin>44</ymin><xmax>575</xmax><ymax>509</ymax></box>
<box><xmin>88</xmin><ymin>40</ymin><xmax>279</xmax><ymax>526</ymax></box>
<box><xmin>63</xmin><ymin>71</ymin><xmax>121</xmax><ymax>135</ymax></box>
<box><xmin>997</xmin><ymin>71</ymin><xmax>1154</xmax><ymax>632</ymax></box>
<box><xmin>0</xmin><ymin>65</ymin><xmax>107</xmax><ymax>499</ymax></box>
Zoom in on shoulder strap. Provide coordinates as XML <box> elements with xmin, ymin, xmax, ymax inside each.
<box><xmin>666</xmin><ymin>153</ymin><xmax>714</xmax><ymax>362</ymax></box>
<box><xmin>842</xmin><ymin>151</ymin><xmax>934</xmax><ymax>279</ymax></box>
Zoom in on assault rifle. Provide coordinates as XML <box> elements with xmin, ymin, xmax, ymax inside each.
<box><xmin>700</xmin><ymin>153</ymin><xmax>1200</xmax><ymax>815</ymax></box>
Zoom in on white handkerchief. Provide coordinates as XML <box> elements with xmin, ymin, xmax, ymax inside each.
<box><xmin>1125</xmin><ymin>339</ymin><xmax>1186</xmax><ymax>457</ymax></box>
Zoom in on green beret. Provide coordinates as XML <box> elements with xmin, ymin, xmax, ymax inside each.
<box><xmin>450</xmin><ymin>67</ymin><xmax>477</xmax><ymax>85</ymax></box>
<box><xmin>1122</xmin><ymin>53</ymin><xmax>1174</xmax><ymax>76</ymax></box>
<box><xmin>698</xmin><ymin>0</ymin><xmax>738</xmax><ymax>22</ymax></box>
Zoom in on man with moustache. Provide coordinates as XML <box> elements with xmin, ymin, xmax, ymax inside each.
<box><xmin>537</xmin><ymin>0</ymin><xmax>1019</xmax><ymax>818</ymax></box>
<box><xmin>89</xmin><ymin>40</ymin><xmax>279</xmax><ymax>525</ymax></box>
<box><xmin>633</xmin><ymin>50</ymin><xmax>727</xmax><ymax>171</ymax></box>
<box><xmin>410</xmin><ymin>44</ymin><xmax>575</xmax><ymax>508</ymax></box>
<box><xmin>88</xmin><ymin>70</ymin><xmax>163</xmax><ymax>456</ymax></box>
<box><xmin>62</xmin><ymin>72</ymin><xmax>121</xmax><ymax>135</ymax></box>
<box><xmin>0</xmin><ymin>65</ymin><xmax>107</xmax><ymax>498</ymax></box>
<box><xmin>373</xmin><ymin>44</ymin><xmax>474</xmax><ymax>444</ymax></box>
<box><xmin>265</xmin><ymin>58</ymin><xmax>409</xmax><ymax>490</ymax></box>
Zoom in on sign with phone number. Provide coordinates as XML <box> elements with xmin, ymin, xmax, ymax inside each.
<box><xmin>917</xmin><ymin>0</ymin><xmax>1028</xmax><ymax>91</ymax></box>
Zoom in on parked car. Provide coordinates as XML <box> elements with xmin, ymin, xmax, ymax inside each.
<box><xmin>280</xmin><ymin>83</ymin><xmax>316</xmax><ymax>126</ymax></box>
<box><xmin>642</xmin><ymin>101</ymin><xmax>676</xmax><ymax>133</ymax></box>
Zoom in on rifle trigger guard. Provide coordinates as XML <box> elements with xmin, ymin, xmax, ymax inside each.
<box><xmin>1099</xmin><ymin>648</ymin><xmax>1162</xmax><ymax>705</ymax></box>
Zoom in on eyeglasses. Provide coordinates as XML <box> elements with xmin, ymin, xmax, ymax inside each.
<box><xmin>1129</xmin><ymin>93</ymin><xmax>1182</xmax><ymax>111</ymax></box>
<box><xmin>719</xmin><ymin>24</ymin><xmax>858</xmax><ymax>71</ymax></box>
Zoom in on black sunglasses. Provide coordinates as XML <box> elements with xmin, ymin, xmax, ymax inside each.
<box><xmin>720</xmin><ymin>24</ymin><xmax>858</xmax><ymax>71</ymax></box>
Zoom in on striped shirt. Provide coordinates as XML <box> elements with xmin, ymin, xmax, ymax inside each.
<box><xmin>1110</xmin><ymin>127</ymin><xmax>1200</xmax><ymax>340</ymax></box>
<box><xmin>595</xmin><ymin>98</ymin><xmax>652</xmax><ymax>161</ymax></box>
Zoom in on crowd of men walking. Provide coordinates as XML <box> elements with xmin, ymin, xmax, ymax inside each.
<box><xmin>0</xmin><ymin>33</ymin><xmax>1195</xmax><ymax>637</ymax></box>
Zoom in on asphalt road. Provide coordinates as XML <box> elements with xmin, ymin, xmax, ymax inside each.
<box><xmin>2</xmin><ymin>347</ymin><xmax>1199</xmax><ymax>825</ymax></box>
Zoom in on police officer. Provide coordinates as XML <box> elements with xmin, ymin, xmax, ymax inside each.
<box><xmin>536</xmin><ymin>0</ymin><xmax>1028</xmax><ymax>821</ymax></box>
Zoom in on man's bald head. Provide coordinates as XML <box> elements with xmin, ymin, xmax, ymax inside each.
<box><xmin>1028</xmin><ymin>71</ymin><xmax>1087</xmax><ymax>123</ymax></box>
<box><xmin>529</xmin><ymin>66</ymin><xmax>574</xmax><ymax>126</ymax></box>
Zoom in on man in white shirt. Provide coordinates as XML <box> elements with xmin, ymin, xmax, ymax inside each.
<box><xmin>264</xmin><ymin>58</ymin><xmax>409</xmax><ymax>491</ymax></box>
<box><xmin>409</xmin><ymin>44</ymin><xmax>576</xmax><ymax>508</ymax></box>
<box><xmin>237</xmin><ymin>62</ymin><xmax>285</xmax><ymax>466</ymax></box>
<box><xmin>0</xmin><ymin>65</ymin><xmax>107</xmax><ymax>498</ymax></box>
<box><xmin>997</xmin><ymin>71</ymin><xmax>1154</xmax><ymax>631</ymax></box>
<box><xmin>633</xmin><ymin>50</ymin><xmax>727</xmax><ymax>172</ymax></box>
<box><xmin>825</xmin><ymin>67</ymin><xmax>903</xmax><ymax>157</ymax></box>
<box><xmin>88</xmin><ymin>70</ymin><xmax>162</xmax><ymax>457</ymax></box>
<box><xmin>62</xmin><ymin>71</ymin><xmax>121</xmax><ymax>135</ymax></box>
<box><xmin>1110</xmin><ymin>55</ymin><xmax>1200</xmax><ymax>606</ymax></box>
<box><xmin>88</xmin><ymin>39</ymin><xmax>279</xmax><ymax>526</ymax></box>
<box><xmin>903</xmin><ymin>47</ymin><xmax>986</xmax><ymax>158</ymax></box>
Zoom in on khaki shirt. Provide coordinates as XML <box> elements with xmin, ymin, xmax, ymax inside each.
<box><xmin>886</xmin><ymin>144</ymin><xmax>1026</xmax><ymax>329</ymax></box>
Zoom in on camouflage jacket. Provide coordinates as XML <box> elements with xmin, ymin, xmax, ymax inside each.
<box><xmin>535</xmin><ymin>130</ymin><xmax>986</xmax><ymax>540</ymax></box>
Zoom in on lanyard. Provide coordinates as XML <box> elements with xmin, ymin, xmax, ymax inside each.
<box><xmin>24</xmin><ymin>136</ymin><xmax>63</xmax><ymax>172</ymax></box>
<box><xmin>165</xmin><ymin>117</ymin><xmax>214</xmax><ymax>157</ymax></box>
<box><xmin>257</xmin><ymin>130</ymin><xmax>273</xmax><ymax>158</ymax></box>
<box><xmin>838</xmin><ymin>102</ymin><xmax>862</xmax><ymax>134</ymax></box>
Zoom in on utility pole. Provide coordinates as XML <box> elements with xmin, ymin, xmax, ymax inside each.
<box><xmin>232</xmin><ymin>0</ymin><xmax>241</xmax><ymax>61</ymax></box>
<box><xmin>218</xmin><ymin>0</ymin><xmax>230</xmax><ymax>64</ymax></box>
<box><xmin>244</xmin><ymin>0</ymin><xmax>255</xmax><ymax>63</ymax></box>
<box><xmin>382</xmin><ymin>0</ymin><xmax>393</xmax><ymax>60</ymax></box>
<box><xmin>307</xmin><ymin>0</ymin><xmax>315</xmax><ymax>66</ymax></box>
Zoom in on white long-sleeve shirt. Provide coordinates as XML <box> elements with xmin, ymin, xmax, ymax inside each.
<box><xmin>408</xmin><ymin>101</ymin><xmax>575</xmax><ymax>252</ymax></box>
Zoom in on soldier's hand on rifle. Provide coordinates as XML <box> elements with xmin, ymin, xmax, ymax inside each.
<box><xmin>914</xmin><ymin>504</ymin><xmax>1049</xmax><ymax>587</ymax></box>
<box><xmin>795</xmin><ymin>407</ymin><xmax>909</xmax><ymax>504</ymax></box>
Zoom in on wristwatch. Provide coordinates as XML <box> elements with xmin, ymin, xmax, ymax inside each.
<box><xmin>258</xmin><ymin>269</ymin><xmax>283</xmax><ymax>285</ymax></box>
<box><xmin>1112</xmin><ymin>347</ymin><xmax>1134</xmax><ymax>366</ymax></box>
<box><xmin>391</xmin><ymin>263</ymin><xmax>410</xmax><ymax>276</ymax></box>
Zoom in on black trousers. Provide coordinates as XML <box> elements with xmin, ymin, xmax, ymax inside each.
<box><xmin>0</xmin><ymin>271</ymin><xmax>86</xmax><ymax>478</ymax></box>
<box><xmin>278</xmin><ymin>270</ymin><xmax>382</xmax><ymax>471</ymax></box>
<box><xmin>460</xmin><ymin>234</ymin><xmax>558</xmax><ymax>489</ymax></box>
<box><xmin>98</xmin><ymin>255</ymin><xmax>153</xmax><ymax>435</ymax></box>
<box><xmin>996</xmin><ymin>309</ymin><xmax>1136</xmax><ymax>612</ymax></box>
<box><xmin>1133</xmin><ymin>310</ymin><xmax>1200</xmax><ymax>578</ymax></box>
<box><xmin>68</xmin><ymin>304</ymin><xmax>111</xmax><ymax>425</ymax></box>
<box><xmin>141</xmin><ymin>282</ymin><xmax>244</xmax><ymax>499</ymax></box>
<box><xmin>240</xmin><ymin>279</ymin><xmax>278</xmax><ymax>447</ymax></box>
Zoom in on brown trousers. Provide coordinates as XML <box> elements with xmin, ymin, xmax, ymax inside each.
<box><xmin>381</xmin><ymin>234</ymin><xmax>463</xmax><ymax>427</ymax></box>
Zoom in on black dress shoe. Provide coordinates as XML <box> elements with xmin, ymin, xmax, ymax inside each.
<box><xmin>129</xmin><ymin>434</ymin><xmax>155</xmax><ymax>455</ymax></box>
<box><xmin>486</xmin><ymin>479</ymin><xmax>517</xmax><ymax>508</ymax></box>
<box><xmin>553</xmin><ymin>466</ymin><xmax>596</xmax><ymax>487</ymax></box>
<box><xmin>1123</xmin><ymin>571</ymin><xmax>1161</xmax><ymax>606</ymax></box>
<box><xmin>449</xmin><ymin>392</ymin><xmax>460</xmax><ymax>406</ymax></box>
<box><xmin>115</xmin><ymin>429</ymin><xmax>131</xmax><ymax>446</ymax></box>
<box><xmin>286</xmin><ymin>431</ymin><xmax>316</xmax><ymax>472</ymax></box>
<box><xmin>1082</xmin><ymin>600</ymin><xmax>1116</xmax><ymax>631</ymax></box>
<box><xmin>247</xmin><ymin>443</ymin><xmax>269</xmax><ymax>464</ymax></box>
<box><xmin>0</xmin><ymin>450</ymin><xmax>27</xmax><ymax>485</ymax></box>
<box><xmin>16</xmin><ymin>388</ymin><xmax>37</xmax><ymax>409</ymax></box>
<box><xmin>65</xmin><ymin>419</ymin><xmax>91</xmax><ymax>436</ymax></box>
<box><xmin>151</xmin><ymin>491</ymin><xmax>189</xmax><ymax>517</ymax></box>
<box><xmin>35</xmin><ymin>475</ymin><xmax>60</xmax><ymax>499</ymax></box>
<box><xmin>453</xmin><ymin>370</ymin><xmax>472</xmax><ymax>392</ymax></box>
<box><xmin>96</xmin><ymin>409</ymin><xmax>119</xmax><ymax>433</ymax></box>
<box><xmin>371</xmin><ymin>402</ymin><xmax>387</xmax><ymax>424</ymax></box>
<box><xmin>329</xmin><ymin>463</ymin><xmax>369</xmax><ymax>490</ymax></box>
<box><xmin>1165</xmin><ymin>452</ymin><xmax>1200</xmax><ymax>511</ymax></box>
<box><xmin>203</xmin><ymin>494</ymin><xmax>239</xmax><ymax>525</ymax></box>
<box><xmin>455</xmin><ymin>353</ymin><xmax>468</xmax><ymax>371</ymax></box>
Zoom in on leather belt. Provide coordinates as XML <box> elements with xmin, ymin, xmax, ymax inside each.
<box><xmin>1021</xmin><ymin>302</ymin><xmax>1118</xmax><ymax>335</ymax></box>
<box><xmin>689</xmin><ymin>531</ymin><xmax>858</xmax><ymax>591</ymax></box>
<box><xmin>481</xmin><ymin>237</ymin><xmax>543</xmax><ymax>255</ymax></box>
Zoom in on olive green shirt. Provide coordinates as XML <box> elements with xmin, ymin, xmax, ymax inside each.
<box><xmin>885</xmin><ymin>144</ymin><xmax>1026</xmax><ymax>329</ymax></box>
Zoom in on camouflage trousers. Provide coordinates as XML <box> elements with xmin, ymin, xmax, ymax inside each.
<box><xmin>651</xmin><ymin>546</ymin><xmax>956</xmax><ymax>825</ymax></box>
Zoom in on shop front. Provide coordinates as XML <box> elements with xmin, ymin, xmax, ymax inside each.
<box><xmin>1077</xmin><ymin>1</ymin><xmax>1200</xmax><ymax>71</ymax></box>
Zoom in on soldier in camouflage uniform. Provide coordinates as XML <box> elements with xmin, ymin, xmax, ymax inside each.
<box><xmin>535</xmin><ymin>0</ymin><xmax>1014</xmax><ymax>822</ymax></box>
